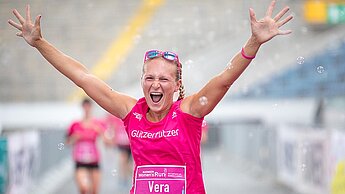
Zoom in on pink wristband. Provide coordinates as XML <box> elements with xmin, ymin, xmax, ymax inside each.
<box><xmin>241</xmin><ymin>47</ymin><xmax>255</xmax><ymax>60</ymax></box>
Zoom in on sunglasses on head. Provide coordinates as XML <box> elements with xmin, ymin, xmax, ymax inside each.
<box><xmin>144</xmin><ymin>50</ymin><xmax>181</xmax><ymax>68</ymax></box>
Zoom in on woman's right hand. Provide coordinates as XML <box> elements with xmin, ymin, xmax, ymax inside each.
<box><xmin>8</xmin><ymin>5</ymin><xmax>42</xmax><ymax>47</ymax></box>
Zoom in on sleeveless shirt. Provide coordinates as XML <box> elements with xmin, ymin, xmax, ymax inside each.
<box><xmin>123</xmin><ymin>97</ymin><xmax>206</xmax><ymax>194</ymax></box>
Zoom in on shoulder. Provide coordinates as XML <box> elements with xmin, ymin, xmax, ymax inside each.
<box><xmin>137</xmin><ymin>97</ymin><xmax>147</xmax><ymax>105</ymax></box>
<box><xmin>69</xmin><ymin>120</ymin><xmax>81</xmax><ymax>128</ymax></box>
<box><xmin>67</xmin><ymin>120</ymin><xmax>81</xmax><ymax>135</ymax></box>
<box><xmin>122</xmin><ymin>97</ymin><xmax>147</xmax><ymax>123</ymax></box>
<box><xmin>131</xmin><ymin>97</ymin><xmax>147</xmax><ymax>113</ymax></box>
<box><xmin>175</xmin><ymin>97</ymin><xmax>204</xmax><ymax>123</ymax></box>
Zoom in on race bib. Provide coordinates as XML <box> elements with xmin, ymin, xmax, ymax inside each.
<box><xmin>134</xmin><ymin>165</ymin><xmax>186</xmax><ymax>194</ymax></box>
<box><xmin>75</xmin><ymin>141</ymin><xmax>97</xmax><ymax>163</ymax></box>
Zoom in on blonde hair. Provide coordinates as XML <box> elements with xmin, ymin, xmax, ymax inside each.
<box><xmin>177</xmin><ymin>64</ymin><xmax>185</xmax><ymax>100</ymax></box>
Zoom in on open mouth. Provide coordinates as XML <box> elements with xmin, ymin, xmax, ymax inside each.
<box><xmin>150</xmin><ymin>92</ymin><xmax>163</xmax><ymax>103</ymax></box>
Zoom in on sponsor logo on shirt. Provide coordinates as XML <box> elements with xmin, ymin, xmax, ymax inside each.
<box><xmin>172</xmin><ymin>111</ymin><xmax>177</xmax><ymax>119</ymax></box>
<box><xmin>133</xmin><ymin>112</ymin><xmax>143</xmax><ymax>121</ymax></box>
<box><xmin>131</xmin><ymin>129</ymin><xmax>179</xmax><ymax>139</ymax></box>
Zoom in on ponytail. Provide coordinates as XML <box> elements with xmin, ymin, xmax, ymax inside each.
<box><xmin>178</xmin><ymin>84</ymin><xmax>185</xmax><ymax>100</ymax></box>
<box><xmin>177</xmin><ymin>63</ymin><xmax>185</xmax><ymax>100</ymax></box>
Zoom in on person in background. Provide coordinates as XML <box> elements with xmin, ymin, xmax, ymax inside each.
<box><xmin>104</xmin><ymin>114</ymin><xmax>133</xmax><ymax>190</ymax></box>
<box><xmin>8</xmin><ymin>1</ymin><xmax>293</xmax><ymax>193</ymax></box>
<box><xmin>66</xmin><ymin>98</ymin><xmax>106</xmax><ymax>194</ymax></box>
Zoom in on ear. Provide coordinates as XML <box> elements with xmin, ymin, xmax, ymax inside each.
<box><xmin>174</xmin><ymin>79</ymin><xmax>182</xmax><ymax>92</ymax></box>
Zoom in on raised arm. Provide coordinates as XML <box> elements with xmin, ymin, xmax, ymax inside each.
<box><xmin>182</xmin><ymin>0</ymin><xmax>293</xmax><ymax>118</ymax></box>
<box><xmin>8</xmin><ymin>5</ymin><xmax>136</xmax><ymax>119</ymax></box>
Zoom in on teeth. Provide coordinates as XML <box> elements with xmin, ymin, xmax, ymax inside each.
<box><xmin>151</xmin><ymin>92</ymin><xmax>162</xmax><ymax>95</ymax></box>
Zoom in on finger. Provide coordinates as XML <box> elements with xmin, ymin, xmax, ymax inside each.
<box><xmin>8</xmin><ymin>19</ymin><xmax>22</xmax><ymax>30</ymax></box>
<box><xmin>26</xmin><ymin>4</ymin><xmax>31</xmax><ymax>22</ymax></box>
<box><xmin>13</xmin><ymin>9</ymin><xmax>25</xmax><ymax>24</ymax></box>
<box><xmin>278</xmin><ymin>29</ymin><xmax>292</xmax><ymax>35</ymax></box>
<box><xmin>266</xmin><ymin>0</ymin><xmax>276</xmax><ymax>17</ymax></box>
<box><xmin>16</xmin><ymin>32</ymin><xmax>23</xmax><ymax>37</ymax></box>
<box><xmin>277</xmin><ymin>14</ymin><xmax>293</xmax><ymax>27</ymax></box>
<box><xmin>249</xmin><ymin>8</ymin><xmax>257</xmax><ymax>23</ymax></box>
<box><xmin>34</xmin><ymin>15</ymin><xmax>41</xmax><ymax>27</ymax></box>
<box><xmin>273</xmin><ymin>6</ymin><xmax>290</xmax><ymax>22</ymax></box>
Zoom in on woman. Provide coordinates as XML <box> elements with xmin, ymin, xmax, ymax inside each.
<box><xmin>8</xmin><ymin>1</ymin><xmax>293</xmax><ymax>193</ymax></box>
<box><xmin>66</xmin><ymin>98</ymin><xmax>106</xmax><ymax>194</ymax></box>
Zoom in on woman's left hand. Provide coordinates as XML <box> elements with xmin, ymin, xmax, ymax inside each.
<box><xmin>250</xmin><ymin>0</ymin><xmax>293</xmax><ymax>45</ymax></box>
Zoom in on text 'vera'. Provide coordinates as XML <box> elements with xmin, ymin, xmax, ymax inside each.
<box><xmin>148</xmin><ymin>181</ymin><xmax>169</xmax><ymax>192</ymax></box>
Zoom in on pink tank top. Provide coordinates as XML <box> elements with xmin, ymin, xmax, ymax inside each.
<box><xmin>67</xmin><ymin>119</ymin><xmax>104</xmax><ymax>164</ymax></box>
<box><xmin>123</xmin><ymin>98</ymin><xmax>206</xmax><ymax>194</ymax></box>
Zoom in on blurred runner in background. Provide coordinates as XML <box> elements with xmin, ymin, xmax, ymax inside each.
<box><xmin>104</xmin><ymin>114</ymin><xmax>133</xmax><ymax>191</ymax></box>
<box><xmin>66</xmin><ymin>98</ymin><xmax>106</xmax><ymax>194</ymax></box>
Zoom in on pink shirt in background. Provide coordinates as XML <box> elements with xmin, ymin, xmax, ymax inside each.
<box><xmin>123</xmin><ymin>98</ymin><xmax>206</xmax><ymax>194</ymax></box>
<box><xmin>67</xmin><ymin>119</ymin><xmax>104</xmax><ymax>164</ymax></box>
<box><xmin>104</xmin><ymin>114</ymin><xmax>130</xmax><ymax>146</ymax></box>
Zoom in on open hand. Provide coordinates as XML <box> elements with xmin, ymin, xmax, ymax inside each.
<box><xmin>8</xmin><ymin>5</ymin><xmax>42</xmax><ymax>47</ymax></box>
<box><xmin>250</xmin><ymin>0</ymin><xmax>293</xmax><ymax>44</ymax></box>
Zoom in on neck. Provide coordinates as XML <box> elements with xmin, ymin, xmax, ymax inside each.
<box><xmin>83</xmin><ymin>114</ymin><xmax>92</xmax><ymax>121</ymax></box>
<box><xmin>146</xmin><ymin>109</ymin><xmax>170</xmax><ymax>122</ymax></box>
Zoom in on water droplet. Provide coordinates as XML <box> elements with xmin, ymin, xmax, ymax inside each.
<box><xmin>185</xmin><ymin>59</ymin><xmax>193</xmax><ymax>64</ymax></box>
<box><xmin>57</xmin><ymin>143</ymin><xmax>64</xmax><ymax>151</ymax></box>
<box><xmin>199</xmin><ymin>96</ymin><xmax>208</xmax><ymax>106</ymax></box>
<box><xmin>111</xmin><ymin>169</ymin><xmax>117</xmax><ymax>176</ymax></box>
<box><xmin>301</xmin><ymin>163</ymin><xmax>306</xmax><ymax>171</ymax></box>
<box><xmin>301</xmin><ymin>27</ymin><xmax>308</xmax><ymax>35</ymax></box>
<box><xmin>296</xmin><ymin>56</ymin><xmax>305</xmax><ymax>64</ymax></box>
<box><xmin>185</xmin><ymin>59</ymin><xmax>194</xmax><ymax>69</ymax></box>
<box><xmin>227</xmin><ymin>63</ymin><xmax>233</xmax><ymax>70</ymax></box>
<box><xmin>273</xmin><ymin>103</ymin><xmax>278</xmax><ymax>109</ymax></box>
<box><xmin>316</xmin><ymin>66</ymin><xmax>325</xmax><ymax>74</ymax></box>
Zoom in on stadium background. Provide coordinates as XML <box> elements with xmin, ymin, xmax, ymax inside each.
<box><xmin>0</xmin><ymin>0</ymin><xmax>344</xmax><ymax>193</ymax></box>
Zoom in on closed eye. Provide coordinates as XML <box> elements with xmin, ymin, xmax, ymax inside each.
<box><xmin>145</xmin><ymin>76</ymin><xmax>154</xmax><ymax>81</ymax></box>
<box><xmin>159</xmin><ymin>77</ymin><xmax>169</xmax><ymax>82</ymax></box>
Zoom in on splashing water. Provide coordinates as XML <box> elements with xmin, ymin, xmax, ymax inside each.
<box><xmin>184</xmin><ymin>59</ymin><xmax>194</xmax><ymax>70</ymax></box>
<box><xmin>199</xmin><ymin>96</ymin><xmax>208</xmax><ymax>106</ymax></box>
<box><xmin>301</xmin><ymin>163</ymin><xmax>306</xmax><ymax>171</ymax></box>
<box><xmin>272</xmin><ymin>103</ymin><xmax>278</xmax><ymax>109</ymax></box>
<box><xmin>296</xmin><ymin>56</ymin><xmax>305</xmax><ymax>64</ymax></box>
<box><xmin>111</xmin><ymin>169</ymin><xmax>117</xmax><ymax>176</ymax></box>
<box><xmin>316</xmin><ymin>66</ymin><xmax>325</xmax><ymax>74</ymax></box>
<box><xmin>57</xmin><ymin>143</ymin><xmax>64</xmax><ymax>151</ymax></box>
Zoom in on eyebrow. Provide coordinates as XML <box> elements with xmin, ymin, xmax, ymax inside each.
<box><xmin>144</xmin><ymin>74</ymin><xmax>174</xmax><ymax>80</ymax></box>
